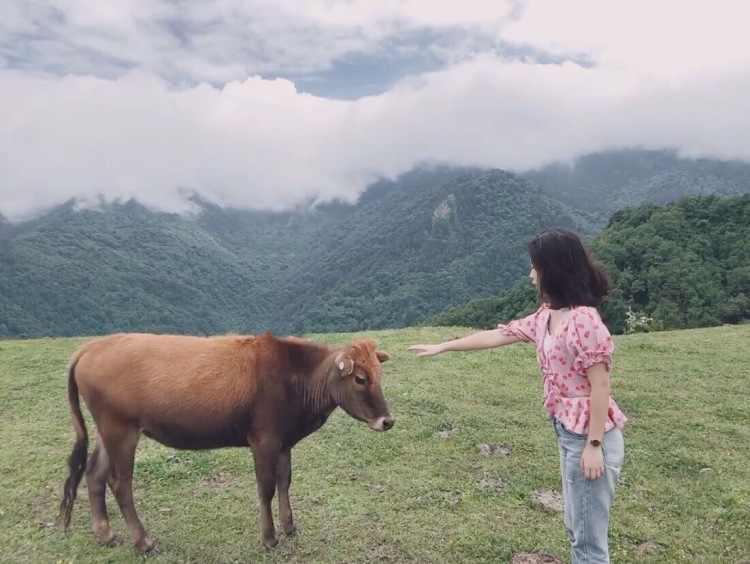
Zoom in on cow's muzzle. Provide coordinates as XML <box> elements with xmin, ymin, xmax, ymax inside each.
<box><xmin>370</xmin><ymin>415</ymin><xmax>394</xmax><ymax>431</ymax></box>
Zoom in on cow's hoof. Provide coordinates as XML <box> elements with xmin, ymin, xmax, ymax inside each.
<box><xmin>140</xmin><ymin>545</ymin><xmax>161</xmax><ymax>557</ymax></box>
<box><xmin>263</xmin><ymin>536</ymin><xmax>279</xmax><ymax>549</ymax></box>
<box><xmin>101</xmin><ymin>534</ymin><xmax>120</xmax><ymax>548</ymax></box>
<box><xmin>284</xmin><ymin>526</ymin><xmax>299</xmax><ymax>537</ymax></box>
<box><xmin>135</xmin><ymin>537</ymin><xmax>158</xmax><ymax>554</ymax></box>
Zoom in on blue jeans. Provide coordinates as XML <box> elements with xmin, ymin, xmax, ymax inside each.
<box><xmin>552</xmin><ymin>417</ymin><xmax>625</xmax><ymax>564</ymax></box>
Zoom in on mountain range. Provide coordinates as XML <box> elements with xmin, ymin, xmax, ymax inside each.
<box><xmin>1</xmin><ymin>149</ymin><xmax>748</xmax><ymax>339</ymax></box>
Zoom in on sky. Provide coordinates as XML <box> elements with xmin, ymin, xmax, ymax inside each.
<box><xmin>1</xmin><ymin>0</ymin><xmax>749</xmax><ymax>221</ymax></box>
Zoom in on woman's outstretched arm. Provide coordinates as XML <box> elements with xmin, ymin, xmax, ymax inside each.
<box><xmin>407</xmin><ymin>329</ymin><xmax>522</xmax><ymax>357</ymax></box>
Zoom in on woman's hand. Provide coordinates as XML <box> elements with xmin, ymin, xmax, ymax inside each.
<box><xmin>407</xmin><ymin>344</ymin><xmax>444</xmax><ymax>357</ymax></box>
<box><xmin>580</xmin><ymin>443</ymin><xmax>604</xmax><ymax>480</ymax></box>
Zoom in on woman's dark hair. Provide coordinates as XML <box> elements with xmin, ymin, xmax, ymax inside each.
<box><xmin>528</xmin><ymin>228</ymin><xmax>612</xmax><ymax>309</ymax></box>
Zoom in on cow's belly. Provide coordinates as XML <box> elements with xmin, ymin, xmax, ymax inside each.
<box><xmin>141</xmin><ymin>419</ymin><xmax>249</xmax><ymax>450</ymax></box>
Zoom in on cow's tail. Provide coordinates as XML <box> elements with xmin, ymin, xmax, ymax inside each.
<box><xmin>59</xmin><ymin>352</ymin><xmax>89</xmax><ymax>530</ymax></box>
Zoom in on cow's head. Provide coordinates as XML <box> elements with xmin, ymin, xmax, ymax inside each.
<box><xmin>330</xmin><ymin>340</ymin><xmax>394</xmax><ymax>431</ymax></box>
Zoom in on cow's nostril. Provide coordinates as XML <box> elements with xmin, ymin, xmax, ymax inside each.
<box><xmin>383</xmin><ymin>418</ymin><xmax>394</xmax><ymax>431</ymax></box>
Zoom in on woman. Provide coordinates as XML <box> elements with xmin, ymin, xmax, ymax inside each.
<box><xmin>408</xmin><ymin>228</ymin><xmax>626</xmax><ymax>564</ymax></box>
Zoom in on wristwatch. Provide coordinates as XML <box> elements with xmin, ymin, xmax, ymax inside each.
<box><xmin>589</xmin><ymin>439</ymin><xmax>602</xmax><ymax>447</ymax></box>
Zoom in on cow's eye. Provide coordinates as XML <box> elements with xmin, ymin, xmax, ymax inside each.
<box><xmin>354</xmin><ymin>374</ymin><xmax>367</xmax><ymax>385</ymax></box>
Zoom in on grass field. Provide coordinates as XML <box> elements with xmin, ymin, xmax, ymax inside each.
<box><xmin>1</xmin><ymin>324</ymin><xmax>749</xmax><ymax>563</ymax></box>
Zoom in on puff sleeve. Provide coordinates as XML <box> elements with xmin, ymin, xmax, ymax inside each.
<box><xmin>565</xmin><ymin>307</ymin><xmax>614</xmax><ymax>373</ymax></box>
<box><xmin>498</xmin><ymin>304</ymin><xmax>546</xmax><ymax>344</ymax></box>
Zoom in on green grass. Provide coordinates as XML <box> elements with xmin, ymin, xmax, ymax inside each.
<box><xmin>1</xmin><ymin>325</ymin><xmax>749</xmax><ymax>563</ymax></box>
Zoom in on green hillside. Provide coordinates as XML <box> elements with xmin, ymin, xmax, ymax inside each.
<box><xmin>270</xmin><ymin>168</ymin><xmax>595</xmax><ymax>334</ymax></box>
<box><xmin>0</xmin><ymin>201</ymin><xmax>304</xmax><ymax>337</ymax></box>
<box><xmin>427</xmin><ymin>194</ymin><xmax>750</xmax><ymax>334</ymax></box>
<box><xmin>596</xmin><ymin>193</ymin><xmax>750</xmax><ymax>332</ymax></box>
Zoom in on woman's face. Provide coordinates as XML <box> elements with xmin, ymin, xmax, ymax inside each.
<box><xmin>529</xmin><ymin>264</ymin><xmax>539</xmax><ymax>289</ymax></box>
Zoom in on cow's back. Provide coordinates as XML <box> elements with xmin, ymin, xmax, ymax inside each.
<box><xmin>72</xmin><ymin>333</ymin><xmax>262</xmax><ymax>423</ymax></box>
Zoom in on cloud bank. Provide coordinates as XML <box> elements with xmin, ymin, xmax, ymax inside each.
<box><xmin>1</xmin><ymin>0</ymin><xmax>749</xmax><ymax>220</ymax></box>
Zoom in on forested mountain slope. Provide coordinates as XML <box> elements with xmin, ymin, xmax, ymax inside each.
<box><xmin>524</xmin><ymin>149</ymin><xmax>750</xmax><ymax>222</ymax></box>
<box><xmin>269</xmin><ymin>168</ymin><xmax>593</xmax><ymax>333</ymax></box>
<box><xmin>427</xmin><ymin>194</ymin><xmax>750</xmax><ymax>334</ymax></box>
<box><xmin>1</xmin><ymin>150</ymin><xmax>748</xmax><ymax>339</ymax></box>
<box><xmin>0</xmin><ymin>201</ymin><xmax>304</xmax><ymax>337</ymax></box>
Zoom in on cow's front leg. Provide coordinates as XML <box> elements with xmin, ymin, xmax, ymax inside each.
<box><xmin>250</xmin><ymin>438</ymin><xmax>281</xmax><ymax>548</ymax></box>
<box><xmin>276</xmin><ymin>448</ymin><xmax>296</xmax><ymax>536</ymax></box>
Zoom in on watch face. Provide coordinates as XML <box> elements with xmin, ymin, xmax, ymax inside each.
<box><xmin>590</xmin><ymin>439</ymin><xmax>602</xmax><ymax>447</ymax></box>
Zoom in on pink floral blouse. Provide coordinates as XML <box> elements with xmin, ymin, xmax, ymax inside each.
<box><xmin>499</xmin><ymin>303</ymin><xmax>627</xmax><ymax>435</ymax></box>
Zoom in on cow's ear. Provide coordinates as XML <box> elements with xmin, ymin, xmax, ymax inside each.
<box><xmin>334</xmin><ymin>353</ymin><xmax>354</xmax><ymax>376</ymax></box>
<box><xmin>375</xmin><ymin>350</ymin><xmax>390</xmax><ymax>363</ymax></box>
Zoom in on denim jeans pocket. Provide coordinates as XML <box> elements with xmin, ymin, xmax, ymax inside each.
<box><xmin>558</xmin><ymin>420</ymin><xmax>587</xmax><ymax>440</ymax></box>
<box><xmin>601</xmin><ymin>427</ymin><xmax>625</xmax><ymax>471</ymax></box>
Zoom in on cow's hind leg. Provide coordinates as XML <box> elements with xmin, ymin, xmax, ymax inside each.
<box><xmin>85</xmin><ymin>433</ymin><xmax>118</xmax><ymax>547</ymax></box>
<box><xmin>101</xmin><ymin>423</ymin><xmax>156</xmax><ymax>554</ymax></box>
<box><xmin>250</xmin><ymin>439</ymin><xmax>281</xmax><ymax>548</ymax></box>
<box><xmin>276</xmin><ymin>449</ymin><xmax>296</xmax><ymax>536</ymax></box>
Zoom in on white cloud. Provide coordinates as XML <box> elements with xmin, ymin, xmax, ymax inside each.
<box><xmin>504</xmin><ymin>0</ymin><xmax>750</xmax><ymax>76</ymax></box>
<box><xmin>0</xmin><ymin>0</ymin><xmax>518</xmax><ymax>82</ymax></box>
<box><xmin>290</xmin><ymin>0</ymin><xmax>518</xmax><ymax>28</ymax></box>
<box><xmin>1</xmin><ymin>0</ymin><xmax>749</xmax><ymax>220</ymax></box>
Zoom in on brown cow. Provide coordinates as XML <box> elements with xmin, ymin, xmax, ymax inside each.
<box><xmin>58</xmin><ymin>331</ymin><xmax>393</xmax><ymax>552</ymax></box>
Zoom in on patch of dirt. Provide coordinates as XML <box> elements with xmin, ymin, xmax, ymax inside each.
<box><xmin>512</xmin><ymin>553</ymin><xmax>563</xmax><ymax>564</ymax></box>
<box><xmin>622</xmin><ymin>537</ymin><xmax>663</xmax><ymax>555</ymax></box>
<box><xmin>365</xmin><ymin>483</ymin><xmax>386</xmax><ymax>493</ymax></box>
<box><xmin>636</xmin><ymin>540</ymin><xmax>661</xmax><ymax>556</ymax></box>
<box><xmin>441</xmin><ymin>490</ymin><xmax>461</xmax><ymax>505</ymax></box>
<box><xmin>438</xmin><ymin>428</ymin><xmax>457</xmax><ymax>438</ymax></box>
<box><xmin>200</xmin><ymin>473</ymin><xmax>234</xmax><ymax>488</ymax></box>
<box><xmin>532</xmin><ymin>489</ymin><xmax>564</xmax><ymax>512</ymax></box>
<box><xmin>476</xmin><ymin>477</ymin><xmax>505</xmax><ymax>493</ymax></box>
<box><xmin>477</xmin><ymin>443</ymin><xmax>511</xmax><ymax>456</ymax></box>
<box><xmin>363</xmin><ymin>540</ymin><xmax>414</xmax><ymax>561</ymax></box>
